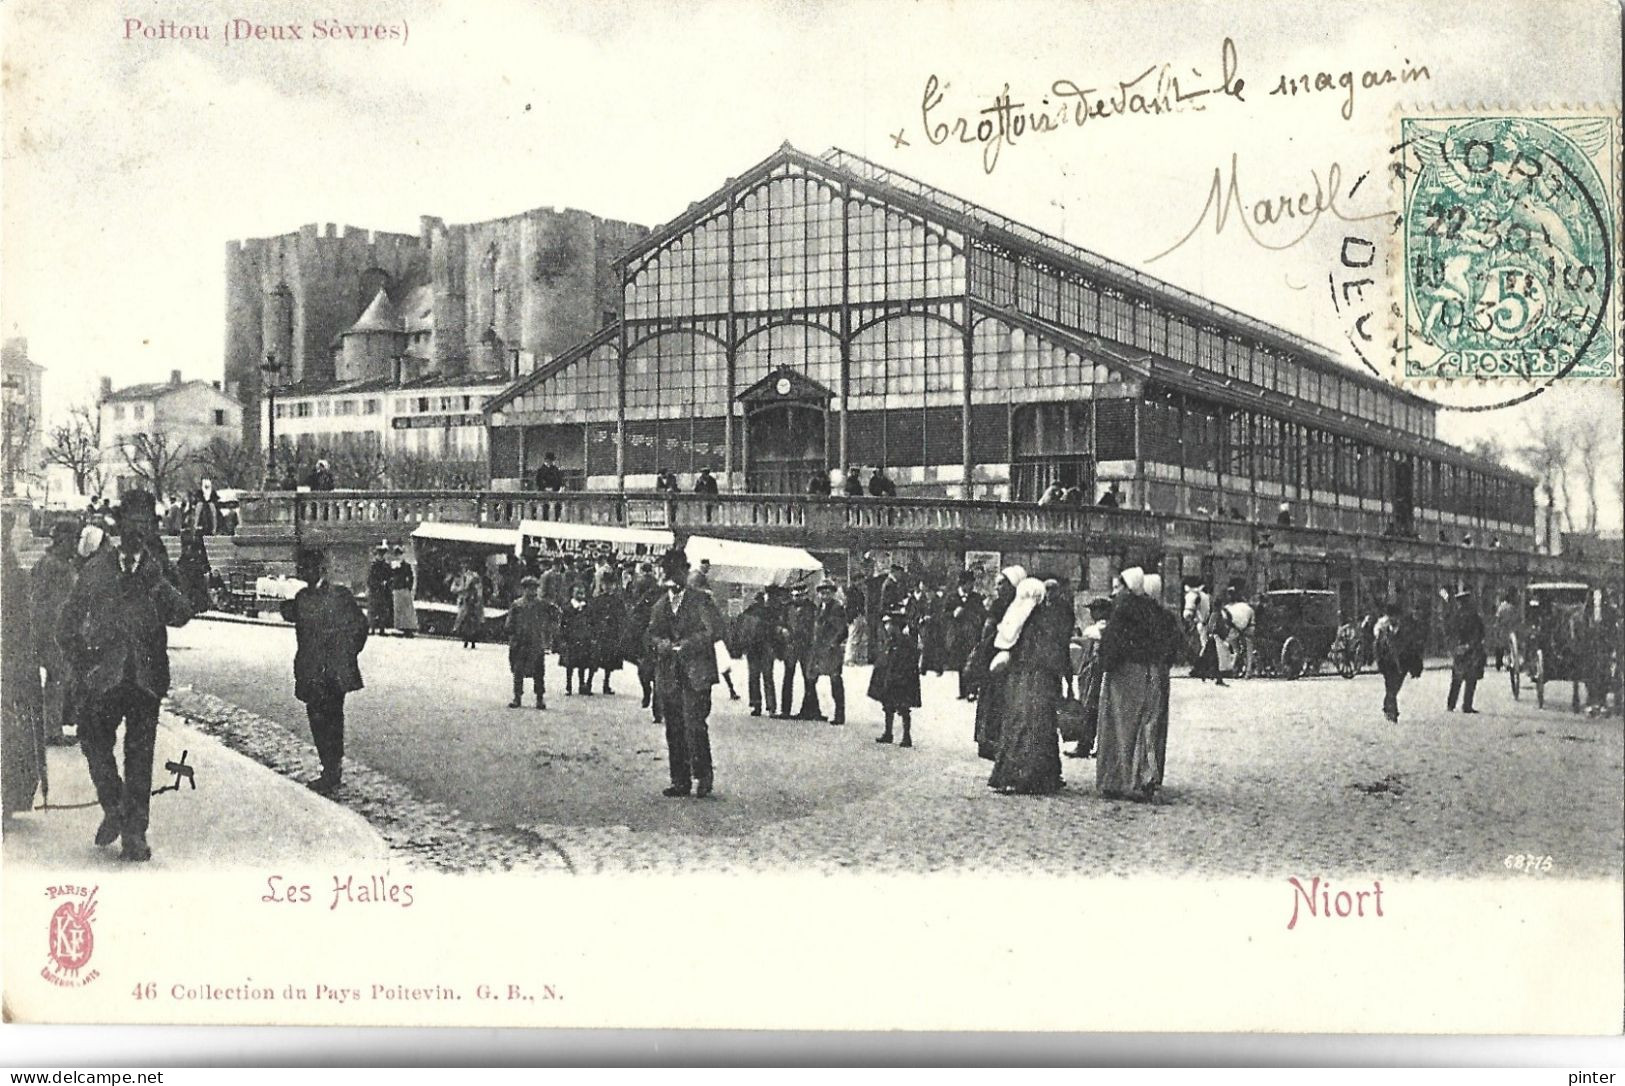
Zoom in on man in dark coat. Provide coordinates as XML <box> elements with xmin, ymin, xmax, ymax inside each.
<box><xmin>805</xmin><ymin>580</ymin><xmax>849</xmax><ymax>725</ymax></box>
<box><xmin>31</xmin><ymin>520</ymin><xmax>82</xmax><ymax>745</ymax></box>
<box><xmin>1446</xmin><ymin>591</ymin><xmax>1486</xmax><ymax>713</ymax></box>
<box><xmin>946</xmin><ymin>572</ymin><xmax>987</xmax><ymax>699</ymax></box>
<box><xmin>624</xmin><ymin>563</ymin><xmax>662</xmax><ymax>714</ymax></box>
<box><xmin>693</xmin><ymin>468</ymin><xmax>720</xmax><ymax>495</ymax></box>
<box><xmin>734</xmin><ymin>589</ymin><xmax>778</xmax><ymax>717</ymax></box>
<box><xmin>534</xmin><ymin>452</ymin><xmax>565</xmax><ymax>492</ymax></box>
<box><xmin>779</xmin><ymin>585</ymin><xmax>818</xmax><ymax>719</ymax></box>
<box><xmin>506</xmin><ymin>576</ymin><xmax>561</xmax><ymax>709</ymax></box>
<box><xmin>647</xmin><ymin>553</ymin><xmax>722</xmax><ymax>798</ymax></box>
<box><xmin>365</xmin><ymin>545</ymin><xmax>394</xmax><ymax>634</ymax></box>
<box><xmin>868</xmin><ymin>468</ymin><xmax>897</xmax><ymax>497</ymax></box>
<box><xmin>843</xmin><ymin>467</ymin><xmax>865</xmax><ymax>496</ymax></box>
<box><xmin>54</xmin><ymin>491</ymin><xmax>193</xmax><ymax>860</ymax></box>
<box><xmin>585</xmin><ymin>579</ymin><xmax>627</xmax><ymax>694</ymax></box>
<box><xmin>281</xmin><ymin>549</ymin><xmax>368</xmax><ymax>793</ymax></box>
<box><xmin>1375</xmin><ymin>601</ymin><xmax>1424</xmax><ymax>723</ymax></box>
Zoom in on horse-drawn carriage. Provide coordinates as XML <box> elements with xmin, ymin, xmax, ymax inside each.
<box><xmin>1243</xmin><ymin>589</ymin><xmax>1353</xmax><ymax>680</ymax></box>
<box><xmin>1516</xmin><ymin>581</ymin><xmax>1598</xmax><ymax>710</ymax></box>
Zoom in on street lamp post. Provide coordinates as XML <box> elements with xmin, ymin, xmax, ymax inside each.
<box><xmin>261</xmin><ymin>352</ymin><xmax>284</xmax><ymax>487</ymax></box>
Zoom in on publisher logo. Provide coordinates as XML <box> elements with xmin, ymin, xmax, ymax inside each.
<box><xmin>42</xmin><ymin>885</ymin><xmax>100</xmax><ymax>988</ymax></box>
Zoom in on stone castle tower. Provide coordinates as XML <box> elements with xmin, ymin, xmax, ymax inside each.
<box><xmin>225</xmin><ymin>209</ymin><xmax>647</xmax><ymax>451</ymax></box>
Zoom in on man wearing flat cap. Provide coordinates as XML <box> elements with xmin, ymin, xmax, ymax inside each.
<box><xmin>646</xmin><ymin>549</ymin><xmax>723</xmax><ymax>797</ymax></box>
<box><xmin>55</xmin><ymin>490</ymin><xmax>193</xmax><ymax>861</ymax></box>
<box><xmin>506</xmin><ymin>575</ymin><xmax>561</xmax><ymax>710</ymax></box>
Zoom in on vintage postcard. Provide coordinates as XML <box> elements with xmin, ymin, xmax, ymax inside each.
<box><xmin>1</xmin><ymin>0</ymin><xmax>1621</xmax><ymax>1035</ymax></box>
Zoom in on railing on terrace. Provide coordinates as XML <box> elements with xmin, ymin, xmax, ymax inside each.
<box><xmin>231</xmin><ymin>489</ymin><xmax>1615</xmax><ymax>575</ymax></box>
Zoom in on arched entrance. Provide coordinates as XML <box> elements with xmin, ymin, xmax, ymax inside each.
<box><xmin>737</xmin><ymin>365</ymin><xmax>835</xmax><ymax>495</ymax></box>
<box><xmin>745</xmin><ymin>403</ymin><xmax>827</xmax><ymax>494</ymax></box>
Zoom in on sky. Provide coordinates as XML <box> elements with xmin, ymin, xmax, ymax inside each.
<box><xmin>2</xmin><ymin>0</ymin><xmax>1620</xmax><ymax>523</ymax></box>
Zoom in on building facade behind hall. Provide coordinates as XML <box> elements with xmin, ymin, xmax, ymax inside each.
<box><xmin>2</xmin><ymin>337</ymin><xmax>45</xmax><ymax>496</ymax></box>
<box><xmin>225</xmin><ymin>208</ymin><xmax>649</xmax><ymax>453</ymax></box>
<box><xmin>98</xmin><ymin>370</ymin><xmax>243</xmax><ymax>498</ymax></box>
<box><xmin>485</xmin><ymin>144</ymin><xmax>1535</xmax><ymax>550</ymax></box>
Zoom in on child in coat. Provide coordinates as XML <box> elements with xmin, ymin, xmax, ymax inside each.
<box><xmin>868</xmin><ymin>607</ymin><xmax>923</xmax><ymax>747</ymax></box>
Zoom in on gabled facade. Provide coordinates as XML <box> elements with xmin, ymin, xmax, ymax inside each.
<box><xmin>98</xmin><ymin>370</ymin><xmax>243</xmax><ymax>496</ymax></box>
<box><xmin>486</xmin><ymin>144</ymin><xmax>1535</xmax><ymax>547</ymax></box>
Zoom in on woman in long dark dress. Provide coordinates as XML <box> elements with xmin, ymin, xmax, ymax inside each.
<box><xmin>176</xmin><ymin>529</ymin><xmax>212</xmax><ymax>614</ymax></box>
<box><xmin>586</xmin><ymin>581</ymin><xmax>627</xmax><ymax>694</ymax></box>
<box><xmin>988</xmin><ymin>578</ymin><xmax>1069</xmax><ymax>794</ymax></box>
<box><xmin>451</xmin><ymin>562</ymin><xmax>485</xmax><ymax>648</ymax></box>
<box><xmin>558</xmin><ymin>583</ymin><xmax>596</xmax><ymax>695</ymax></box>
<box><xmin>1141</xmin><ymin>573</ymin><xmax>1184</xmax><ymax>788</ymax></box>
<box><xmin>1095</xmin><ymin>567</ymin><xmax>1167</xmax><ymax>802</ymax></box>
<box><xmin>970</xmin><ymin>565</ymin><xmax>1024</xmax><ymax>759</ymax></box>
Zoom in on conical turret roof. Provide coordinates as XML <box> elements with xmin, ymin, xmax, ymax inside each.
<box><xmin>345</xmin><ymin>288</ymin><xmax>401</xmax><ymax>335</ymax></box>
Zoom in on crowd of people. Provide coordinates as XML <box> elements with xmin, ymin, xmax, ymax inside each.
<box><xmin>6</xmin><ymin>487</ymin><xmax>1618</xmax><ymax>861</ymax></box>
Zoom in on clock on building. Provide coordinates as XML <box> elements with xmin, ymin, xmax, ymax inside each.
<box><xmin>775</xmin><ymin>376</ymin><xmax>792</xmax><ymax>396</ymax></box>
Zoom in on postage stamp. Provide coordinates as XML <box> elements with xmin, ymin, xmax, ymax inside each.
<box><xmin>1396</xmin><ymin>111</ymin><xmax>1621</xmax><ymax>383</ymax></box>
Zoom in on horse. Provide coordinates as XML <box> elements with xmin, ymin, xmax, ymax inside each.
<box><xmin>1184</xmin><ymin>585</ymin><xmax>1255</xmax><ymax>678</ymax></box>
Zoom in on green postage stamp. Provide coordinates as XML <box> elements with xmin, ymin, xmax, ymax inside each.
<box><xmin>1398</xmin><ymin>111</ymin><xmax>1620</xmax><ymax>382</ymax></box>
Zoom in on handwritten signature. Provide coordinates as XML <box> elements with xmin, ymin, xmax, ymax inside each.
<box><xmin>908</xmin><ymin>41</ymin><xmax>1431</xmax><ymax>176</ymax></box>
<box><xmin>1146</xmin><ymin>153</ymin><xmax>1390</xmax><ymax>263</ymax></box>
<box><xmin>920</xmin><ymin>38</ymin><xmax>1245</xmax><ymax>175</ymax></box>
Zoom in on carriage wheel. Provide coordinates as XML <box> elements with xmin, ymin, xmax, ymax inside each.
<box><xmin>1337</xmin><ymin>647</ymin><xmax>1358</xmax><ymax>680</ymax></box>
<box><xmin>1534</xmin><ymin>649</ymin><xmax>1546</xmax><ymax>708</ymax></box>
<box><xmin>1509</xmin><ymin>656</ymin><xmax>1520</xmax><ymax>699</ymax></box>
<box><xmin>1281</xmin><ymin>638</ymin><xmax>1307</xmax><ymax>680</ymax></box>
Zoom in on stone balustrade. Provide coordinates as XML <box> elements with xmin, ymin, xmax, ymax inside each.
<box><xmin>229</xmin><ymin>487</ymin><xmax>1623</xmax><ymax>585</ymax></box>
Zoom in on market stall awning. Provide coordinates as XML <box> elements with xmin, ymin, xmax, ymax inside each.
<box><xmin>517</xmin><ymin>520</ymin><xmax>675</xmax><ymax>551</ymax></box>
<box><xmin>685</xmin><ymin>535</ymin><xmax>824</xmax><ymax>588</ymax></box>
<box><xmin>410</xmin><ymin>523</ymin><xmax>522</xmax><ymax>548</ymax></box>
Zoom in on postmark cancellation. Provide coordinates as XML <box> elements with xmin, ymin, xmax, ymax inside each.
<box><xmin>1395</xmin><ymin>109</ymin><xmax>1621</xmax><ymax>385</ymax></box>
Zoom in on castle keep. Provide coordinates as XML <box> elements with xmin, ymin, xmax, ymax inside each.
<box><xmin>225</xmin><ymin>209</ymin><xmax>648</xmax><ymax>451</ymax></box>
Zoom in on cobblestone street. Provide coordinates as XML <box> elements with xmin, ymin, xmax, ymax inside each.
<box><xmin>167</xmin><ymin>618</ymin><xmax>1624</xmax><ymax>878</ymax></box>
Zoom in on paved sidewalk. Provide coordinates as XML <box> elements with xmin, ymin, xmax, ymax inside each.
<box><xmin>1</xmin><ymin>709</ymin><xmax>388</xmax><ymax>873</ymax></box>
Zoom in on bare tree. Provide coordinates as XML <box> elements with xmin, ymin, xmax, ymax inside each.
<box><xmin>328</xmin><ymin>443</ymin><xmax>389</xmax><ymax>489</ymax></box>
<box><xmin>1570</xmin><ymin>407</ymin><xmax>1613</xmax><ymax>532</ymax></box>
<box><xmin>1517</xmin><ymin>415</ymin><xmax>1571</xmax><ymax>551</ymax></box>
<box><xmin>42</xmin><ymin>404</ymin><xmax>104</xmax><ymax>495</ymax></box>
<box><xmin>119</xmin><ymin>431</ymin><xmax>192</xmax><ymax>500</ymax></box>
<box><xmin>192</xmin><ymin>436</ymin><xmax>262</xmax><ymax>489</ymax></box>
<box><xmin>382</xmin><ymin>451</ymin><xmax>487</xmax><ymax>490</ymax></box>
<box><xmin>1</xmin><ymin>398</ymin><xmax>37</xmax><ymax>496</ymax></box>
<box><xmin>1464</xmin><ymin>435</ymin><xmax>1508</xmax><ymax>466</ymax></box>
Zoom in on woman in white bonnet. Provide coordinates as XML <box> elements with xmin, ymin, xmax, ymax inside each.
<box><xmin>1095</xmin><ymin>566</ymin><xmax>1168</xmax><ymax>801</ymax></box>
<box><xmin>971</xmin><ymin>564</ymin><xmax>1025</xmax><ymax>760</ymax></box>
<box><xmin>987</xmin><ymin>577</ymin><xmax>1071</xmax><ymax>794</ymax></box>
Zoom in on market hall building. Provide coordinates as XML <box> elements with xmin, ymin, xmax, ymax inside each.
<box><xmin>484</xmin><ymin>144</ymin><xmax>1533</xmax><ymax>553</ymax></box>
